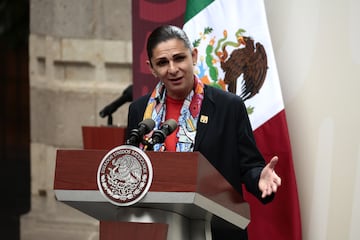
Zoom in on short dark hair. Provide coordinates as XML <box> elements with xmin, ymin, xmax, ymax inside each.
<box><xmin>146</xmin><ymin>25</ymin><xmax>192</xmax><ymax>61</ymax></box>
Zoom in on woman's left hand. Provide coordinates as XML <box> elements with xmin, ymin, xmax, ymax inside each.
<box><xmin>259</xmin><ymin>156</ymin><xmax>282</xmax><ymax>198</ymax></box>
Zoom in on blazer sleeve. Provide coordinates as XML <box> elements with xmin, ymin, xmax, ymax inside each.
<box><xmin>236</xmin><ymin>99</ymin><xmax>274</xmax><ymax>204</ymax></box>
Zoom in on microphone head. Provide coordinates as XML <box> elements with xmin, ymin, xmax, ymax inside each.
<box><xmin>148</xmin><ymin>119</ymin><xmax>177</xmax><ymax>145</ymax></box>
<box><xmin>161</xmin><ymin>119</ymin><xmax>178</xmax><ymax>135</ymax></box>
<box><xmin>138</xmin><ymin>118</ymin><xmax>155</xmax><ymax>135</ymax></box>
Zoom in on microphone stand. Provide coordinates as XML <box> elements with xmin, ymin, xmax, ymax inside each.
<box><xmin>99</xmin><ymin>84</ymin><xmax>133</xmax><ymax>126</ymax></box>
<box><xmin>106</xmin><ymin>114</ymin><xmax>113</xmax><ymax>126</ymax></box>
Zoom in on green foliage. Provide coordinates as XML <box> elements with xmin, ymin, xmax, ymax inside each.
<box><xmin>204</xmin><ymin>27</ymin><xmax>213</xmax><ymax>34</ymax></box>
<box><xmin>193</xmin><ymin>39</ymin><xmax>201</xmax><ymax>48</ymax></box>
<box><xmin>247</xmin><ymin>106</ymin><xmax>254</xmax><ymax>115</ymax></box>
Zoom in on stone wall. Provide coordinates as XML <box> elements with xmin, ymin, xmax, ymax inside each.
<box><xmin>22</xmin><ymin>1</ymin><xmax>132</xmax><ymax>239</ymax></box>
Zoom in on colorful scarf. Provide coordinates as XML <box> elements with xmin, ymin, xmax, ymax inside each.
<box><xmin>143</xmin><ymin>76</ymin><xmax>204</xmax><ymax>152</ymax></box>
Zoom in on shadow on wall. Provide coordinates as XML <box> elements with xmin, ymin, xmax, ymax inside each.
<box><xmin>0</xmin><ymin>0</ymin><xmax>30</xmax><ymax>239</ymax></box>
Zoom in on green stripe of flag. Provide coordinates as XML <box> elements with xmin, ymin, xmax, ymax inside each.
<box><xmin>184</xmin><ymin>0</ymin><xmax>214</xmax><ymax>23</ymax></box>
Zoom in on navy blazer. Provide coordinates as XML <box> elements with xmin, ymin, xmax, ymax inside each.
<box><xmin>127</xmin><ymin>84</ymin><xmax>272</xmax><ymax>204</ymax></box>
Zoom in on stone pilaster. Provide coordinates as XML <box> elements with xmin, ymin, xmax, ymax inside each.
<box><xmin>23</xmin><ymin>1</ymin><xmax>132</xmax><ymax>239</ymax></box>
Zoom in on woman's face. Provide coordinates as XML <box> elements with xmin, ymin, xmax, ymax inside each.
<box><xmin>148</xmin><ymin>38</ymin><xmax>198</xmax><ymax>100</ymax></box>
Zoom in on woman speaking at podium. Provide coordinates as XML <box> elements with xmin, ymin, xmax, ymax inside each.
<box><xmin>127</xmin><ymin>25</ymin><xmax>281</xmax><ymax>240</ymax></box>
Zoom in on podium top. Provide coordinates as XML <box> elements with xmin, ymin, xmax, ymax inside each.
<box><xmin>54</xmin><ymin>149</ymin><xmax>250</xmax><ymax>229</ymax></box>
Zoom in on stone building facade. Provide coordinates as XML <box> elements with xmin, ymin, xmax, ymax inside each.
<box><xmin>22</xmin><ymin>1</ymin><xmax>132</xmax><ymax>239</ymax></box>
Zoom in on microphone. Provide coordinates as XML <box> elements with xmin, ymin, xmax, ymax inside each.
<box><xmin>126</xmin><ymin>118</ymin><xmax>155</xmax><ymax>146</ymax></box>
<box><xmin>99</xmin><ymin>85</ymin><xmax>133</xmax><ymax>118</ymax></box>
<box><xmin>147</xmin><ymin>119</ymin><xmax>178</xmax><ymax>146</ymax></box>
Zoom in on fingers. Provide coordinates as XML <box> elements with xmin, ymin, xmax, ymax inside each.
<box><xmin>261</xmin><ymin>187</ymin><xmax>271</xmax><ymax>198</ymax></box>
<box><xmin>273</xmin><ymin>172</ymin><xmax>282</xmax><ymax>186</ymax></box>
<box><xmin>260</xmin><ymin>172</ymin><xmax>281</xmax><ymax>198</ymax></box>
<box><xmin>268</xmin><ymin>156</ymin><xmax>279</xmax><ymax>169</ymax></box>
<box><xmin>261</xmin><ymin>182</ymin><xmax>279</xmax><ymax>198</ymax></box>
<box><xmin>261</xmin><ymin>187</ymin><xmax>273</xmax><ymax>198</ymax></box>
<box><xmin>260</xmin><ymin>156</ymin><xmax>281</xmax><ymax>198</ymax></box>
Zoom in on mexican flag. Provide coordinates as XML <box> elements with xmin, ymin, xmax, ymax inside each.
<box><xmin>183</xmin><ymin>0</ymin><xmax>302</xmax><ymax>239</ymax></box>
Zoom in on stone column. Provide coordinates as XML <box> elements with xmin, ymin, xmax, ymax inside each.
<box><xmin>22</xmin><ymin>1</ymin><xmax>132</xmax><ymax>239</ymax></box>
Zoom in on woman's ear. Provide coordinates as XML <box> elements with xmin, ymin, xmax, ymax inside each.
<box><xmin>192</xmin><ymin>48</ymin><xmax>198</xmax><ymax>65</ymax></box>
<box><xmin>146</xmin><ymin>60</ymin><xmax>157</xmax><ymax>78</ymax></box>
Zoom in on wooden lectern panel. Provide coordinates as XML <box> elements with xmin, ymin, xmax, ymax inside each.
<box><xmin>55</xmin><ymin>150</ymin><xmax>206</xmax><ymax>192</ymax></box>
<box><xmin>100</xmin><ymin>222</ymin><xmax>168</xmax><ymax>240</ymax></box>
<box><xmin>82</xmin><ymin>126</ymin><xmax>126</xmax><ymax>150</ymax></box>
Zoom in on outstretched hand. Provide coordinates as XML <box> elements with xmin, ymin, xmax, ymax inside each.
<box><xmin>259</xmin><ymin>156</ymin><xmax>281</xmax><ymax>198</ymax></box>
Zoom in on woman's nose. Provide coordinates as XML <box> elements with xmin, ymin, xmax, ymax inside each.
<box><xmin>168</xmin><ymin>61</ymin><xmax>178</xmax><ymax>74</ymax></box>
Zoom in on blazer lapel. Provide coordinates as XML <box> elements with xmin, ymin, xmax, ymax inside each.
<box><xmin>194</xmin><ymin>85</ymin><xmax>216</xmax><ymax>150</ymax></box>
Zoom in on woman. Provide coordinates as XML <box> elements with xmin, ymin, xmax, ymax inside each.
<box><xmin>127</xmin><ymin>25</ymin><xmax>281</xmax><ymax>239</ymax></box>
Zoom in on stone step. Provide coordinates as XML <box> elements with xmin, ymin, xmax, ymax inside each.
<box><xmin>21</xmin><ymin>194</ymin><xmax>99</xmax><ymax>240</ymax></box>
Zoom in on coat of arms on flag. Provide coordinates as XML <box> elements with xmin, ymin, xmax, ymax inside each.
<box><xmin>191</xmin><ymin>26</ymin><xmax>268</xmax><ymax>114</ymax></box>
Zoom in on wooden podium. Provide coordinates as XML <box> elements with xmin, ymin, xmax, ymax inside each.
<box><xmin>53</xmin><ymin>127</ymin><xmax>250</xmax><ymax>240</ymax></box>
<box><xmin>81</xmin><ymin>126</ymin><xmax>127</xmax><ymax>150</ymax></box>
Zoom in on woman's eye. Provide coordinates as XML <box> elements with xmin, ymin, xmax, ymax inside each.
<box><xmin>174</xmin><ymin>56</ymin><xmax>186</xmax><ymax>62</ymax></box>
<box><xmin>156</xmin><ymin>60</ymin><xmax>167</xmax><ymax>66</ymax></box>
